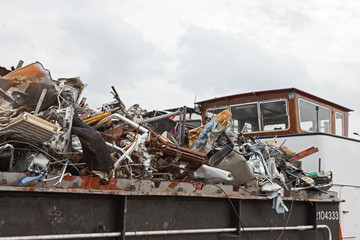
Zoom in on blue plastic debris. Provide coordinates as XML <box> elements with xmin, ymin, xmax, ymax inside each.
<box><xmin>19</xmin><ymin>175</ymin><xmax>42</xmax><ymax>187</ymax></box>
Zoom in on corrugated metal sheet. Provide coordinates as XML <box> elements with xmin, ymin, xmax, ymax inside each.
<box><xmin>0</xmin><ymin>112</ymin><xmax>60</xmax><ymax>143</ymax></box>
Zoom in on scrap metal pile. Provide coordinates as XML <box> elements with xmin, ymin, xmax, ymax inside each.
<box><xmin>0</xmin><ymin>62</ymin><xmax>333</xmax><ymax>213</ymax></box>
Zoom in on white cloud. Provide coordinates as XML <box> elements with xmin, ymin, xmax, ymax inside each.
<box><xmin>0</xmin><ymin>0</ymin><xmax>360</xmax><ymax>116</ymax></box>
<box><xmin>118</xmin><ymin>76</ymin><xmax>197</xmax><ymax>110</ymax></box>
<box><xmin>176</xmin><ymin>27</ymin><xmax>310</xmax><ymax>101</ymax></box>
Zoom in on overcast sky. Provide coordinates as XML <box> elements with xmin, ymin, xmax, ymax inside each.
<box><xmin>1</xmin><ymin>0</ymin><xmax>360</xmax><ymax>134</ymax></box>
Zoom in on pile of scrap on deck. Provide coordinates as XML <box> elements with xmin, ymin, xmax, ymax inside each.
<box><xmin>0</xmin><ymin>61</ymin><xmax>333</xmax><ymax>214</ymax></box>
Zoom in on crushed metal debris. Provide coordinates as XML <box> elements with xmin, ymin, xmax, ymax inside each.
<box><xmin>0</xmin><ymin>61</ymin><xmax>333</xmax><ymax>214</ymax></box>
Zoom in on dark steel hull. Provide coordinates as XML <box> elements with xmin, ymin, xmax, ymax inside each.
<box><xmin>0</xmin><ymin>172</ymin><xmax>340</xmax><ymax>240</ymax></box>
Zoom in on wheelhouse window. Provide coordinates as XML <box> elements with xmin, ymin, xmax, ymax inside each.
<box><xmin>206</xmin><ymin>99</ymin><xmax>289</xmax><ymax>134</ymax></box>
<box><xmin>299</xmin><ymin>99</ymin><xmax>331</xmax><ymax>133</ymax></box>
<box><xmin>231</xmin><ymin>103</ymin><xmax>259</xmax><ymax>133</ymax></box>
<box><xmin>260</xmin><ymin>100</ymin><xmax>289</xmax><ymax>131</ymax></box>
<box><xmin>335</xmin><ymin>113</ymin><xmax>343</xmax><ymax>136</ymax></box>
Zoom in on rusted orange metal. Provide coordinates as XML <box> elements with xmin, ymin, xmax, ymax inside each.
<box><xmin>0</xmin><ymin>172</ymin><xmax>340</xmax><ymax>203</ymax></box>
<box><xmin>0</xmin><ymin>62</ymin><xmax>58</xmax><ymax>112</ymax></box>
<box><xmin>2</xmin><ymin>62</ymin><xmax>50</xmax><ymax>87</ymax></box>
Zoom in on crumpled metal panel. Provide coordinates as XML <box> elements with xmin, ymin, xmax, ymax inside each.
<box><xmin>0</xmin><ymin>62</ymin><xmax>58</xmax><ymax>113</ymax></box>
<box><xmin>58</xmin><ymin>77</ymin><xmax>86</xmax><ymax>104</ymax></box>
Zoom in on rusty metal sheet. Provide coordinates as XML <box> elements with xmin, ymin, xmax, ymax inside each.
<box><xmin>0</xmin><ymin>62</ymin><xmax>58</xmax><ymax>113</ymax></box>
<box><xmin>0</xmin><ymin>172</ymin><xmax>340</xmax><ymax>202</ymax></box>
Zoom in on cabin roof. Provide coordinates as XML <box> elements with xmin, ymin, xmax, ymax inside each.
<box><xmin>195</xmin><ymin>88</ymin><xmax>353</xmax><ymax>112</ymax></box>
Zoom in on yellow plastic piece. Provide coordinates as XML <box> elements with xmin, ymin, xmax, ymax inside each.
<box><xmin>84</xmin><ymin>112</ymin><xmax>112</xmax><ymax>125</ymax></box>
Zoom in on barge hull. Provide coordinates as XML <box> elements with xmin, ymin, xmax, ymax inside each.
<box><xmin>0</xmin><ymin>189</ymin><xmax>340</xmax><ymax>239</ymax></box>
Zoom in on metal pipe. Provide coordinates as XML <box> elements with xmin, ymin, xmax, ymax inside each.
<box><xmin>0</xmin><ymin>225</ymin><xmax>332</xmax><ymax>239</ymax></box>
<box><xmin>318</xmin><ymin>225</ymin><xmax>333</xmax><ymax>240</ymax></box>
<box><xmin>113</xmin><ymin>134</ymin><xmax>142</xmax><ymax>169</ymax></box>
<box><xmin>333</xmin><ymin>183</ymin><xmax>360</xmax><ymax>189</ymax></box>
<box><xmin>0</xmin><ymin>232</ymin><xmax>121</xmax><ymax>240</ymax></box>
<box><xmin>105</xmin><ymin>141</ymin><xmax>133</xmax><ymax>163</ymax></box>
<box><xmin>89</xmin><ymin>113</ymin><xmax>149</xmax><ymax>133</ymax></box>
<box><xmin>241</xmin><ymin>225</ymin><xmax>313</xmax><ymax>231</ymax></box>
<box><xmin>53</xmin><ymin>160</ymin><xmax>69</xmax><ymax>186</ymax></box>
<box><xmin>180</xmin><ymin>106</ymin><xmax>186</xmax><ymax>147</ymax></box>
<box><xmin>315</xmin><ymin>106</ymin><xmax>320</xmax><ymax>132</ymax></box>
<box><xmin>125</xmin><ymin>228</ymin><xmax>237</xmax><ymax>236</ymax></box>
<box><xmin>111</xmin><ymin>113</ymin><xmax>149</xmax><ymax>134</ymax></box>
<box><xmin>141</xmin><ymin>110</ymin><xmax>181</xmax><ymax>123</ymax></box>
<box><xmin>178</xmin><ymin>109</ymin><xmax>183</xmax><ymax>146</ymax></box>
<box><xmin>241</xmin><ymin>225</ymin><xmax>332</xmax><ymax>240</ymax></box>
<box><xmin>0</xmin><ymin>228</ymin><xmax>237</xmax><ymax>240</ymax></box>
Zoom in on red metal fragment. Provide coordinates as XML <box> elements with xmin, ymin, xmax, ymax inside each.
<box><xmin>290</xmin><ymin>147</ymin><xmax>319</xmax><ymax>163</ymax></box>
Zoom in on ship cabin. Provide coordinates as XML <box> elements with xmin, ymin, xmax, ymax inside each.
<box><xmin>195</xmin><ymin>88</ymin><xmax>352</xmax><ymax>138</ymax></box>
